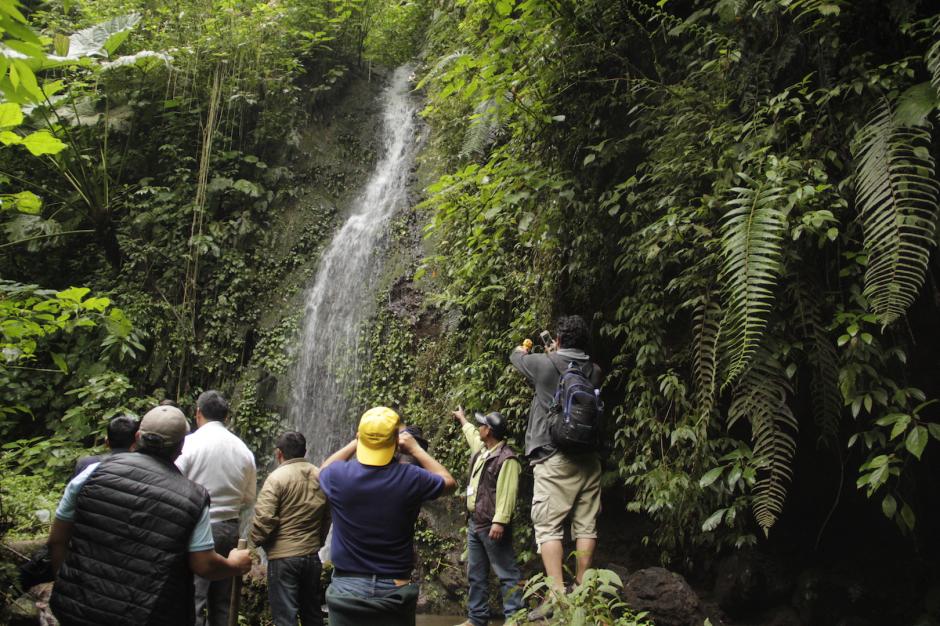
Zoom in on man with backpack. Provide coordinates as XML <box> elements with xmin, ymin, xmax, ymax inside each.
<box><xmin>509</xmin><ymin>315</ymin><xmax>603</xmax><ymax>614</ymax></box>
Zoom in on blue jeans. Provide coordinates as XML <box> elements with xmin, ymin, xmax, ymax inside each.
<box><xmin>268</xmin><ymin>554</ymin><xmax>323</xmax><ymax>626</ymax></box>
<box><xmin>326</xmin><ymin>574</ymin><xmax>419</xmax><ymax>626</ymax></box>
<box><xmin>467</xmin><ymin>522</ymin><xmax>524</xmax><ymax>625</ymax></box>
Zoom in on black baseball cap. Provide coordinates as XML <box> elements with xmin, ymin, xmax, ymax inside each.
<box><xmin>474</xmin><ymin>411</ymin><xmax>507</xmax><ymax>439</ymax></box>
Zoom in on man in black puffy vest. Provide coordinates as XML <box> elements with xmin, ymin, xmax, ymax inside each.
<box><xmin>451</xmin><ymin>406</ymin><xmax>523</xmax><ymax>626</ymax></box>
<box><xmin>47</xmin><ymin>404</ymin><xmax>252</xmax><ymax>626</ymax></box>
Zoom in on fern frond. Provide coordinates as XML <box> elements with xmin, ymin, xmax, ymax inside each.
<box><xmin>728</xmin><ymin>351</ymin><xmax>798</xmax><ymax>535</ymax></box>
<box><xmin>853</xmin><ymin>100</ymin><xmax>940</xmax><ymax>326</ymax></box>
<box><xmin>692</xmin><ymin>296</ymin><xmax>722</xmax><ymax>419</ymax></box>
<box><xmin>794</xmin><ymin>280</ymin><xmax>842</xmax><ymax>446</ymax></box>
<box><xmin>416</xmin><ymin>50</ymin><xmax>468</xmax><ymax>89</ymax></box>
<box><xmin>927</xmin><ymin>18</ymin><xmax>940</xmax><ymax>98</ymax></box>
<box><xmin>460</xmin><ymin>98</ymin><xmax>502</xmax><ymax>158</ymax></box>
<box><xmin>720</xmin><ymin>173</ymin><xmax>788</xmax><ymax>385</ymax></box>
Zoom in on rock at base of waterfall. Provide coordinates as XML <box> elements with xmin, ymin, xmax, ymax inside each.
<box><xmin>621</xmin><ymin>567</ymin><xmax>704</xmax><ymax>626</ymax></box>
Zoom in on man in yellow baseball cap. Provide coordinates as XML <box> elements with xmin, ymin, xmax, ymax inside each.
<box><xmin>319</xmin><ymin>407</ymin><xmax>457</xmax><ymax>625</ymax></box>
<box><xmin>355</xmin><ymin>406</ymin><xmax>401</xmax><ymax>466</ymax></box>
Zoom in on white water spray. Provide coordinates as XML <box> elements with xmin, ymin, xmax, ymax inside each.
<box><xmin>289</xmin><ymin>67</ymin><xmax>418</xmax><ymax>462</ymax></box>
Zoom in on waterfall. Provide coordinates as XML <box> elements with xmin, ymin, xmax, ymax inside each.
<box><xmin>289</xmin><ymin>66</ymin><xmax>418</xmax><ymax>463</ymax></box>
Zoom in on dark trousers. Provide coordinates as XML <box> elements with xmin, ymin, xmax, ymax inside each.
<box><xmin>467</xmin><ymin>521</ymin><xmax>524</xmax><ymax>625</ymax></box>
<box><xmin>268</xmin><ymin>553</ymin><xmax>323</xmax><ymax>626</ymax></box>
<box><xmin>194</xmin><ymin>518</ymin><xmax>239</xmax><ymax>626</ymax></box>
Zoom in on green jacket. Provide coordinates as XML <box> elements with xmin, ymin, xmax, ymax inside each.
<box><xmin>249</xmin><ymin>458</ymin><xmax>329</xmax><ymax>559</ymax></box>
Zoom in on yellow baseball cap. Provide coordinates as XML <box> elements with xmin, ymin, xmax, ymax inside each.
<box><xmin>356</xmin><ymin>406</ymin><xmax>401</xmax><ymax>466</ymax></box>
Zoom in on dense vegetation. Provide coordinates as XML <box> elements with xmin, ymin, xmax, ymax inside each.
<box><xmin>3</xmin><ymin>0</ymin><xmax>940</xmax><ymax>617</ymax></box>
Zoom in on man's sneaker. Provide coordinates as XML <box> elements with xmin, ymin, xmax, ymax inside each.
<box><xmin>527</xmin><ymin>601</ymin><xmax>555</xmax><ymax>621</ymax></box>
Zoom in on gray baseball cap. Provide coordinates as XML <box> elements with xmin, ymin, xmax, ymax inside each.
<box><xmin>474</xmin><ymin>411</ymin><xmax>507</xmax><ymax>439</ymax></box>
<box><xmin>138</xmin><ymin>405</ymin><xmax>189</xmax><ymax>448</ymax></box>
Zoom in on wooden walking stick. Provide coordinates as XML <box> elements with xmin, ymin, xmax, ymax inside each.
<box><xmin>227</xmin><ymin>538</ymin><xmax>248</xmax><ymax>626</ymax></box>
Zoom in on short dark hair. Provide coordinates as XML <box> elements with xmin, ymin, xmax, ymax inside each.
<box><xmin>196</xmin><ymin>390</ymin><xmax>229</xmax><ymax>421</ymax></box>
<box><xmin>556</xmin><ymin>315</ymin><xmax>590</xmax><ymax>351</ymax></box>
<box><xmin>107</xmin><ymin>415</ymin><xmax>139</xmax><ymax>449</ymax></box>
<box><xmin>275</xmin><ymin>431</ymin><xmax>306</xmax><ymax>460</ymax></box>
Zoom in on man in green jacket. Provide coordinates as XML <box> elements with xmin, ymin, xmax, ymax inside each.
<box><xmin>250</xmin><ymin>431</ymin><xmax>329</xmax><ymax>626</ymax></box>
<box><xmin>452</xmin><ymin>406</ymin><xmax>524</xmax><ymax>626</ymax></box>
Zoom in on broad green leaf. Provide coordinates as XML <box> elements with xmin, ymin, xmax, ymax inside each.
<box><xmin>882</xmin><ymin>493</ymin><xmax>897</xmax><ymax>518</ymax></box>
<box><xmin>699</xmin><ymin>466</ymin><xmax>723</xmax><ymax>488</ymax></box>
<box><xmin>10</xmin><ymin>190</ymin><xmax>41</xmax><ymax>214</ymax></box>
<box><xmin>0</xmin><ymin>130</ymin><xmax>21</xmax><ymax>145</ymax></box>
<box><xmin>702</xmin><ymin>508</ymin><xmax>726</xmax><ymax>531</ymax></box>
<box><xmin>896</xmin><ymin>82</ymin><xmax>938</xmax><ymax>128</ymax></box>
<box><xmin>928</xmin><ymin>423</ymin><xmax>940</xmax><ymax>441</ymax></box>
<box><xmin>900</xmin><ymin>503</ymin><xmax>916</xmax><ymax>530</ymax></box>
<box><xmin>51</xmin><ymin>352</ymin><xmax>68</xmax><ymax>374</ymax></box>
<box><xmin>0</xmin><ymin>102</ymin><xmax>23</xmax><ymax>128</ymax></box>
<box><xmin>905</xmin><ymin>426</ymin><xmax>928</xmax><ymax>460</ymax></box>
<box><xmin>57</xmin><ymin>287</ymin><xmax>90</xmax><ymax>302</ymax></box>
<box><xmin>21</xmin><ymin>131</ymin><xmax>67</xmax><ymax>156</ymax></box>
<box><xmin>889</xmin><ymin>414</ymin><xmax>911</xmax><ymax>440</ymax></box>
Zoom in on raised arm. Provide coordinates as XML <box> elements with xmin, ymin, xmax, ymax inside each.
<box><xmin>320</xmin><ymin>439</ymin><xmax>357</xmax><ymax>470</ymax></box>
<box><xmin>399</xmin><ymin>431</ymin><xmax>457</xmax><ymax>495</ymax></box>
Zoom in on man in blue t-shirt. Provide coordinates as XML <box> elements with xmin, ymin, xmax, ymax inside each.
<box><xmin>319</xmin><ymin>406</ymin><xmax>457</xmax><ymax>626</ymax></box>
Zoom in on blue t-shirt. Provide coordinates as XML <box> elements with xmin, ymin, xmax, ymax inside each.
<box><xmin>56</xmin><ymin>462</ymin><xmax>215</xmax><ymax>552</ymax></box>
<box><xmin>320</xmin><ymin>460</ymin><xmax>445</xmax><ymax>578</ymax></box>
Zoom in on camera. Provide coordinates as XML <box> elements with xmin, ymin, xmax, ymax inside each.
<box><xmin>539</xmin><ymin>330</ymin><xmax>553</xmax><ymax>348</ymax></box>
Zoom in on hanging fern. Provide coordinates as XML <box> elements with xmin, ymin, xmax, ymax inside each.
<box><xmin>728</xmin><ymin>351</ymin><xmax>798</xmax><ymax>535</ymax></box>
<box><xmin>794</xmin><ymin>281</ymin><xmax>842</xmax><ymax>446</ymax></box>
<box><xmin>927</xmin><ymin>17</ymin><xmax>940</xmax><ymax>98</ymax></box>
<box><xmin>692</xmin><ymin>296</ymin><xmax>722</xmax><ymax>420</ymax></box>
<box><xmin>853</xmin><ymin>100</ymin><xmax>939</xmax><ymax>326</ymax></box>
<box><xmin>460</xmin><ymin>98</ymin><xmax>503</xmax><ymax>158</ymax></box>
<box><xmin>720</xmin><ymin>172</ymin><xmax>788</xmax><ymax>385</ymax></box>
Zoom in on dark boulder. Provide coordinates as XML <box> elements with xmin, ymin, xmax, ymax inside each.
<box><xmin>622</xmin><ymin>567</ymin><xmax>705</xmax><ymax>626</ymax></box>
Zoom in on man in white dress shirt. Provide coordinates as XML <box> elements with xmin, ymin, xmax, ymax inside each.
<box><xmin>176</xmin><ymin>390</ymin><xmax>257</xmax><ymax>626</ymax></box>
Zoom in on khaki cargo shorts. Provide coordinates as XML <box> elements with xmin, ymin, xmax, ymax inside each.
<box><xmin>531</xmin><ymin>452</ymin><xmax>602</xmax><ymax>546</ymax></box>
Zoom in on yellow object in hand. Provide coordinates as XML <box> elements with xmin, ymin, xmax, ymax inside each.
<box><xmin>522</xmin><ymin>338</ymin><xmax>533</xmax><ymax>350</ymax></box>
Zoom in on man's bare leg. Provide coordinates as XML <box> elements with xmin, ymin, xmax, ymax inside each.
<box><xmin>539</xmin><ymin>539</ymin><xmax>566</xmax><ymax>592</ymax></box>
<box><xmin>574</xmin><ymin>537</ymin><xmax>597</xmax><ymax>584</ymax></box>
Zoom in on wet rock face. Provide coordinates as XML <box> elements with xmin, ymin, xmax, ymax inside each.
<box><xmin>621</xmin><ymin>567</ymin><xmax>704</xmax><ymax>626</ymax></box>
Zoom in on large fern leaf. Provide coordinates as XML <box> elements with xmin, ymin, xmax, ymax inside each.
<box><xmin>728</xmin><ymin>351</ymin><xmax>798</xmax><ymax>535</ymax></box>
<box><xmin>853</xmin><ymin>101</ymin><xmax>939</xmax><ymax>326</ymax></box>
<box><xmin>692</xmin><ymin>296</ymin><xmax>722</xmax><ymax>419</ymax></box>
<box><xmin>720</xmin><ymin>173</ymin><xmax>788</xmax><ymax>385</ymax></box>
<box><xmin>794</xmin><ymin>281</ymin><xmax>842</xmax><ymax>446</ymax></box>
<box><xmin>460</xmin><ymin>98</ymin><xmax>502</xmax><ymax>158</ymax></box>
<box><xmin>927</xmin><ymin>18</ymin><xmax>940</xmax><ymax>98</ymax></box>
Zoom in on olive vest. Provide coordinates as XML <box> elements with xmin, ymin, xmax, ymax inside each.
<box><xmin>51</xmin><ymin>452</ymin><xmax>209</xmax><ymax>626</ymax></box>
<box><xmin>467</xmin><ymin>443</ymin><xmax>518</xmax><ymax>528</ymax></box>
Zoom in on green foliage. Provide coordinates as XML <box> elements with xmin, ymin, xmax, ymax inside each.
<box><xmin>853</xmin><ymin>98</ymin><xmax>939</xmax><ymax>326</ymax></box>
<box><xmin>0</xmin><ymin>471</ymin><xmax>60</xmax><ymax>538</ymax></box>
<box><xmin>411</xmin><ymin>0</ymin><xmax>940</xmax><ymax>563</ymax></box>
<box><xmin>519</xmin><ymin>569</ymin><xmax>654</xmax><ymax>626</ymax></box>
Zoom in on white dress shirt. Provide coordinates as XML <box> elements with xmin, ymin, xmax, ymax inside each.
<box><xmin>176</xmin><ymin>420</ymin><xmax>257</xmax><ymax>525</ymax></box>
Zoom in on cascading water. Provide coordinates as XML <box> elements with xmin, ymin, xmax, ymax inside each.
<box><xmin>289</xmin><ymin>66</ymin><xmax>419</xmax><ymax>463</ymax></box>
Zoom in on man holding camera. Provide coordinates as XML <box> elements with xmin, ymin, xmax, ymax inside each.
<box><xmin>319</xmin><ymin>407</ymin><xmax>457</xmax><ymax>626</ymax></box>
<box><xmin>509</xmin><ymin>315</ymin><xmax>603</xmax><ymax>613</ymax></box>
<box><xmin>451</xmin><ymin>407</ymin><xmax>523</xmax><ymax>626</ymax></box>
